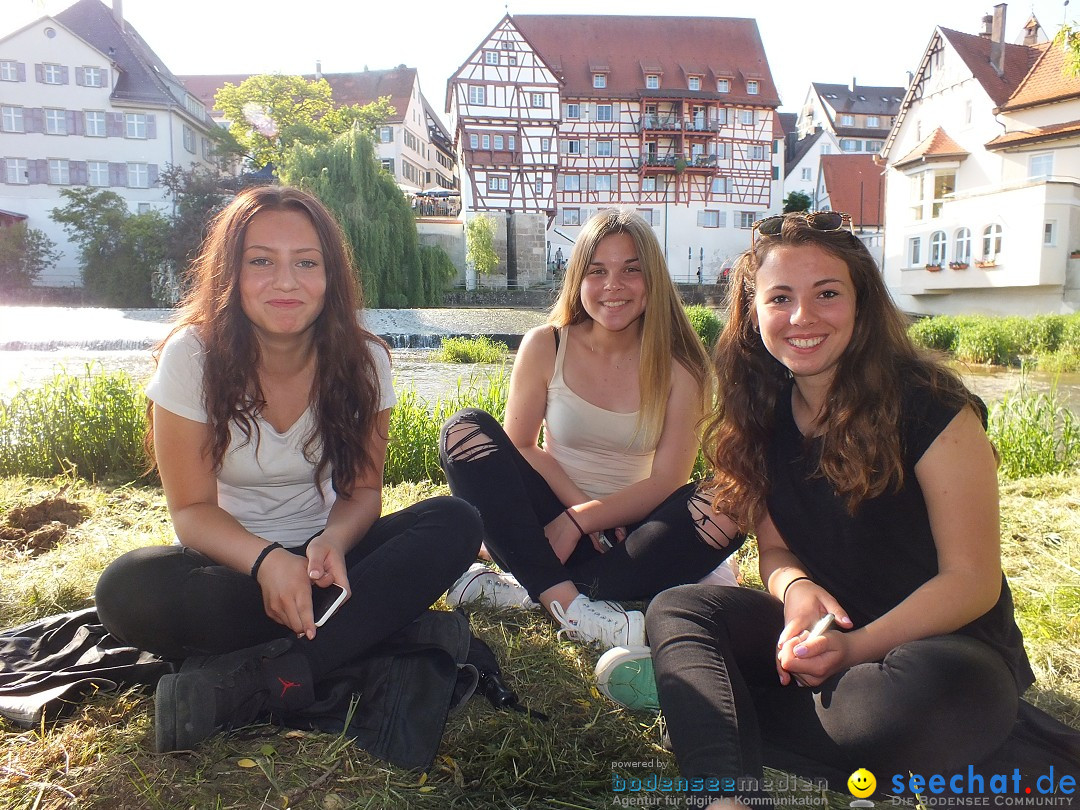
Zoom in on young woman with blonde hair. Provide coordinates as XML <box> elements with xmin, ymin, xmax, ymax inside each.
<box><xmin>440</xmin><ymin>208</ymin><xmax>742</xmax><ymax>650</ymax></box>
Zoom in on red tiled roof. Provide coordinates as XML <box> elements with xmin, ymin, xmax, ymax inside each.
<box><xmin>179</xmin><ymin>68</ymin><xmax>418</xmax><ymax>124</ymax></box>
<box><xmin>892</xmin><ymin>127</ymin><xmax>969</xmax><ymax>169</ymax></box>
<box><xmin>512</xmin><ymin>15</ymin><xmax>779</xmax><ymax>106</ymax></box>
<box><xmin>819</xmin><ymin>154</ymin><xmax>884</xmax><ymax>228</ymax></box>
<box><xmin>939</xmin><ymin>27</ymin><xmax>1042</xmax><ymax>107</ymax></box>
<box><xmin>1000</xmin><ymin>42</ymin><xmax>1080</xmax><ymax>111</ymax></box>
<box><xmin>985</xmin><ymin>119</ymin><xmax>1080</xmax><ymax>149</ymax></box>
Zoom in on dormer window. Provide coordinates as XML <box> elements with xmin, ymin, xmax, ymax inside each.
<box><xmin>593</xmin><ymin>73</ymin><xmax>607</xmax><ymax>88</ymax></box>
<box><xmin>688</xmin><ymin>76</ymin><xmax>701</xmax><ymax>91</ymax></box>
<box><xmin>747</xmin><ymin>80</ymin><xmax>759</xmax><ymax>95</ymax></box>
<box><xmin>646</xmin><ymin>74</ymin><xmax>659</xmax><ymax>90</ymax></box>
<box><xmin>717</xmin><ymin>78</ymin><xmax>730</xmax><ymax>93</ymax></box>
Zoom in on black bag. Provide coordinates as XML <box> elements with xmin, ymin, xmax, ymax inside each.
<box><xmin>281</xmin><ymin>609</ymin><xmax>478</xmax><ymax>771</ymax></box>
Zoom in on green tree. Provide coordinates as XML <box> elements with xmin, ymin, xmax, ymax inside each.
<box><xmin>1056</xmin><ymin>23</ymin><xmax>1080</xmax><ymax>77</ymax></box>
<box><xmin>466</xmin><ymin>214</ymin><xmax>499</xmax><ymax>275</ymax></box>
<box><xmin>783</xmin><ymin>190</ymin><xmax>813</xmax><ymax>213</ymax></box>
<box><xmin>214</xmin><ymin>75</ymin><xmax>395</xmax><ymax>169</ymax></box>
<box><xmin>0</xmin><ymin>223</ymin><xmax>61</xmax><ymax>292</ymax></box>
<box><xmin>50</xmin><ymin>188</ymin><xmax>170</xmax><ymax>306</ymax></box>
<box><xmin>157</xmin><ymin>164</ymin><xmax>232</xmax><ymax>300</ymax></box>
<box><xmin>279</xmin><ymin>128</ymin><xmax>452</xmax><ymax>307</ymax></box>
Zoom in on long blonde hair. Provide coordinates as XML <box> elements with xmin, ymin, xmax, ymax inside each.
<box><xmin>550</xmin><ymin>208</ymin><xmax>711</xmax><ymax>446</ymax></box>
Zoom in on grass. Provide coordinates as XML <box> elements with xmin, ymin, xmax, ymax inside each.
<box><xmin>1</xmin><ymin>472</ymin><xmax>1077</xmax><ymax>809</ymax></box>
<box><xmin>988</xmin><ymin>377</ymin><xmax>1080</xmax><ymax>479</ymax></box>
<box><xmin>434</xmin><ymin>336</ymin><xmax>510</xmax><ymax>365</ymax></box>
<box><xmin>909</xmin><ymin>313</ymin><xmax>1080</xmax><ymax>371</ymax></box>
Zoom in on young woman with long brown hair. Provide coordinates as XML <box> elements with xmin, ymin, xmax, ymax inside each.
<box><xmin>94</xmin><ymin>186</ymin><xmax>481</xmax><ymax>752</ymax></box>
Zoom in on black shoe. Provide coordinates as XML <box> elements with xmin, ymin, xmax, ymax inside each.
<box><xmin>155</xmin><ymin>638</ymin><xmax>313</xmax><ymax>753</ymax></box>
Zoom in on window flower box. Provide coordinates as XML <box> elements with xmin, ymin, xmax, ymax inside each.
<box><xmin>924</xmin><ymin>263</ymin><xmax>943</xmax><ymax>272</ymax></box>
<box><xmin>974</xmin><ymin>259</ymin><xmax>997</xmax><ymax>269</ymax></box>
<box><xmin>1070</xmin><ymin>249</ymin><xmax>1080</xmax><ymax>259</ymax></box>
<box><xmin>948</xmin><ymin>261</ymin><xmax>969</xmax><ymax>270</ymax></box>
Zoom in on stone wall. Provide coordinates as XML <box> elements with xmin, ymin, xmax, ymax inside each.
<box><xmin>415</xmin><ymin>220</ymin><xmax>466</xmax><ymax>283</ymax></box>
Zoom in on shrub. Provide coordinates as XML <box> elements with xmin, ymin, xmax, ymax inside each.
<box><xmin>953</xmin><ymin>319</ymin><xmax>1014</xmax><ymax>365</ymax></box>
<box><xmin>1001</xmin><ymin>315</ymin><xmax>1064</xmax><ymax>356</ymax></box>
<box><xmin>989</xmin><ymin>380</ymin><xmax>1080</xmax><ymax>479</ymax></box>
<box><xmin>435</xmin><ymin>336</ymin><xmax>509</xmax><ymax>364</ymax></box>
<box><xmin>0</xmin><ymin>367</ymin><xmax>147</xmax><ymax>479</ymax></box>
<box><xmin>684</xmin><ymin>305</ymin><xmax>722</xmax><ymax>349</ymax></box>
<box><xmin>908</xmin><ymin>316</ymin><xmax>961</xmax><ymax>353</ymax></box>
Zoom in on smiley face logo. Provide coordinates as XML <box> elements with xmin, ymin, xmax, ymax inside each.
<box><xmin>848</xmin><ymin>768</ymin><xmax>876</xmax><ymax>799</ymax></box>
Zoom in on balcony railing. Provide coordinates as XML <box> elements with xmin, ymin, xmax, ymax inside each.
<box><xmin>640</xmin><ymin>115</ymin><xmax>722</xmax><ymax>133</ymax></box>
<box><xmin>635</xmin><ymin>154</ymin><xmax>719</xmax><ymax>170</ymax></box>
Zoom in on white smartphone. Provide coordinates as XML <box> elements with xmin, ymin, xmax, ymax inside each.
<box><xmin>312</xmin><ymin>583</ymin><xmax>348</xmax><ymax>627</ymax></box>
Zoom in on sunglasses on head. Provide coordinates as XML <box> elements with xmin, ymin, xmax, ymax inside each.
<box><xmin>751</xmin><ymin>211</ymin><xmax>854</xmax><ymax>248</ymax></box>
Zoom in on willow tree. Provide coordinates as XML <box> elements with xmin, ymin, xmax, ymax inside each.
<box><xmin>279</xmin><ymin>129</ymin><xmax>452</xmax><ymax>308</ymax></box>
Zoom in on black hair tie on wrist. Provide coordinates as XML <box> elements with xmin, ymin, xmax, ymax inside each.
<box><xmin>250</xmin><ymin>542</ymin><xmax>283</xmax><ymax>579</ymax></box>
<box><xmin>782</xmin><ymin>576</ymin><xmax>812</xmax><ymax>603</ymax></box>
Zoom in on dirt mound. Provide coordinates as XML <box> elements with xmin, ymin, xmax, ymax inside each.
<box><xmin>0</xmin><ymin>494</ymin><xmax>90</xmax><ymax>556</ymax></box>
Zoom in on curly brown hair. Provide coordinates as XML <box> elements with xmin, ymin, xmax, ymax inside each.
<box><xmin>148</xmin><ymin>185</ymin><xmax>386</xmax><ymax>497</ymax></box>
<box><xmin>702</xmin><ymin>215</ymin><xmax>980</xmax><ymax>529</ymax></box>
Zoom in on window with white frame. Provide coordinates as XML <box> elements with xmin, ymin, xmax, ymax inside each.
<box><xmin>379</xmin><ymin>126</ymin><xmax>393</xmax><ymax>143</ymax></box>
<box><xmin>688</xmin><ymin>76</ymin><xmax>701</xmax><ymax>91</ymax></box>
<box><xmin>128</xmin><ymin>163</ymin><xmax>149</xmax><ymax>188</ymax></box>
<box><xmin>982</xmin><ymin>224</ymin><xmax>1002</xmax><ymax>259</ymax></box>
<box><xmin>738</xmin><ymin>211</ymin><xmax>756</xmax><ymax>229</ymax></box>
<box><xmin>566</xmin><ymin>103</ymin><xmax>580</xmax><ymax>119</ymax></box>
<box><xmin>646</xmin><ymin>75</ymin><xmax>659</xmax><ymax>89</ymax></box>
<box><xmin>711</xmin><ymin>177</ymin><xmax>727</xmax><ymax>194</ymax></box>
<box><xmin>717</xmin><ymin>78</ymin><xmax>730</xmax><ymax>93</ymax></box>
<box><xmin>715</xmin><ymin>143</ymin><xmax>728</xmax><ymax>160</ymax></box>
<box><xmin>749</xmin><ymin>145</ymin><xmax>765</xmax><ymax>160</ymax></box>
<box><xmin>566</xmin><ymin>139</ymin><xmax>581</xmax><ymax>155</ymax></box>
<box><xmin>43</xmin><ymin>63</ymin><xmax>63</xmax><ymax>84</ymax></box>
<box><xmin>183</xmin><ymin>125</ymin><xmax>195</xmax><ymax>153</ymax></box>
<box><xmin>501</xmin><ymin>40</ymin><xmax>515</xmax><ymax>50</ymax></box>
<box><xmin>531</xmin><ymin>93</ymin><xmax>545</xmax><ymax>108</ymax></box>
<box><xmin>929</xmin><ymin>231</ymin><xmax>946</xmax><ymax>264</ymax></box>
<box><xmin>740</xmin><ymin>109</ymin><xmax>754</xmax><ymax>125</ymax></box>
<box><xmin>801</xmin><ymin>167</ymin><xmax>811</xmax><ymax>181</ymax></box>
<box><xmin>125</xmin><ymin>113</ymin><xmax>147</xmax><ymax>138</ymax></box>
<box><xmin>594</xmin><ymin>175</ymin><xmax>612</xmax><ymax>191</ymax></box>
<box><xmin>508</xmin><ymin>135</ymin><xmax>516</xmax><ymax>150</ymax></box>
<box><xmin>85</xmin><ymin>110</ymin><xmax>105</xmax><ymax>136</ymax></box>
<box><xmin>506</xmin><ymin>54</ymin><xmax>517</xmax><ymax>65</ymax></box>
<box><xmin>593</xmin><ymin>74</ymin><xmax>606</xmax><ymax>88</ymax></box>
<box><xmin>541</xmin><ymin>137</ymin><xmax>550</xmax><ymax>152</ymax></box>
<box><xmin>494</xmin><ymin>134</ymin><xmax>504</xmax><ymax>150</ymax></box>
<box><xmin>185</xmin><ymin>95</ymin><xmax>204</xmax><ymax>118</ymax></box>
<box><xmin>821</xmin><ymin>144</ymin><xmax>831</xmax><ymax>154</ymax></box>
<box><xmin>137</xmin><ymin>203</ymin><xmax>153</xmax><ymax>214</ymax></box>
<box><xmin>931</xmin><ymin>171</ymin><xmax>954</xmax><ymax>218</ymax></box>
<box><xmin>595</xmin><ymin>140</ymin><xmax>612</xmax><ymax>157</ymax></box>
<box><xmin>840</xmin><ymin>139</ymin><xmax>860</xmax><ymax>152</ymax></box>
<box><xmin>563</xmin><ymin>174</ymin><xmax>580</xmax><ymax>191</ymax></box>
<box><xmin>642</xmin><ymin>176</ymin><xmax>656</xmax><ymax>192</ymax></box>
<box><xmin>45</xmin><ymin>108</ymin><xmax>66</xmax><ymax>135</ymax></box>
<box><xmin>0</xmin><ymin>61</ymin><xmax>19</xmax><ymax>81</ymax></box>
<box><xmin>2</xmin><ymin>106</ymin><xmax>24</xmax><ymax>132</ymax></box>
<box><xmin>534</xmin><ymin>179</ymin><xmax>543</xmax><ymax>196</ymax></box>
<box><xmin>954</xmin><ymin>228</ymin><xmax>971</xmax><ymax>262</ymax></box>
<box><xmin>468</xmin><ymin>85</ymin><xmax>485</xmax><ymax>105</ymax></box>
<box><xmin>701</xmin><ymin>210</ymin><xmax>720</xmax><ymax>228</ymax></box>
<box><xmin>865</xmin><ymin>140</ymin><xmax>884</xmax><ymax>152</ymax></box>
<box><xmin>747</xmin><ymin>80</ymin><xmax>759</xmax><ymax>95</ymax></box>
<box><xmin>481</xmin><ymin>134</ymin><xmax>491</xmax><ymax>149</ymax></box>
<box><xmin>840</xmin><ymin>114</ymin><xmax>855</xmax><ymax>126</ymax></box>
<box><xmin>484</xmin><ymin>51</ymin><xmax>498</xmax><ymax>65</ymax></box>
<box><xmin>380</xmin><ymin>159</ymin><xmax>394</xmax><ymax>173</ymax></box>
<box><xmin>88</xmin><ymin>161</ymin><xmax>109</xmax><ymax>186</ymax></box>
<box><xmin>488</xmin><ymin>175</ymin><xmax>509</xmax><ymax>193</ymax></box>
<box><xmin>48</xmin><ymin>159</ymin><xmax>69</xmax><ymax>184</ymax></box>
<box><xmin>596</xmin><ymin>104</ymin><xmax>613</xmax><ymax>122</ymax></box>
<box><xmin>637</xmin><ymin>208</ymin><xmax>654</xmax><ymax>225</ymax></box>
<box><xmin>1044</xmin><ymin>221</ymin><xmax>1057</xmax><ymax>246</ymax></box>
<box><xmin>908</xmin><ymin>237</ymin><xmax>922</xmax><ymax>265</ymax></box>
<box><xmin>468</xmin><ymin>133</ymin><xmax>479</xmax><ymax>149</ymax></box>
<box><xmin>1029</xmin><ymin>153</ymin><xmax>1053</xmax><ymax>179</ymax></box>
<box><xmin>5</xmin><ymin>158</ymin><xmax>27</xmax><ymax>184</ymax></box>
<box><xmin>563</xmin><ymin>208</ymin><xmax>580</xmax><ymax>225</ymax></box>
<box><xmin>867</xmin><ymin>116</ymin><xmax>880</xmax><ymax>127</ymax></box>
<box><xmin>83</xmin><ymin>66</ymin><xmax>103</xmax><ymax>87</ymax></box>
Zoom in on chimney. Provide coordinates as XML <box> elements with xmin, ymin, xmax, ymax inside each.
<box><xmin>112</xmin><ymin>0</ymin><xmax>123</xmax><ymax>23</ymax></box>
<box><xmin>980</xmin><ymin>13</ymin><xmax>993</xmax><ymax>38</ymax></box>
<box><xmin>315</xmin><ymin>60</ymin><xmax>322</xmax><ymax>80</ymax></box>
<box><xmin>990</xmin><ymin>3</ymin><xmax>1007</xmax><ymax>78</ymax></box>
<box><xmin>849</xmin><ymin>76</ymin><xmax>857</xmax><ymax>93</ymax></box>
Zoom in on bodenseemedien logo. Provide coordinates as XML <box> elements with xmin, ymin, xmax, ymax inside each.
<box><xmin>849</xmin><ymin>768</ymin><xmax>877</xmax><ymax>808</ymax></box>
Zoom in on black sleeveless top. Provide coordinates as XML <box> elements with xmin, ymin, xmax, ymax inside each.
<box><xmin>764</xmin><ymin>379</ymin><xmax>1034</xmax><ymax>692</ymax></box>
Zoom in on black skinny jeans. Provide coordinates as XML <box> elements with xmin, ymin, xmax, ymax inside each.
<box><xmin>438</xmin><ymin>408</ymin><xmax>740</xmax><ymax>602</ymax></box>
<box><xmin>94</xmin><ymin>496</ymin><xmax>482</xmax><ymax>681</ymax></box>
<box><xmin>647</xmin><ymin>585</ymin><xmax>1020</xmax><ymax>801</ymax></box>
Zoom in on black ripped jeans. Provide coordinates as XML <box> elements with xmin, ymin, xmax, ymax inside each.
<box><xmin>94</xmin><ymin>496</ymin><xmax>482</xmax><ymax>680</ymax></box>
<box><xmin>438</xmin><ymin>408</ymin><xmax>741</xmax><ymax>602</ymax></box>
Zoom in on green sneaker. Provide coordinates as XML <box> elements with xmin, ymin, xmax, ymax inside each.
<box><xmin>594</xmin><ymin>645</ymin><xmax>659</xmax><ymax>712</ymax></box>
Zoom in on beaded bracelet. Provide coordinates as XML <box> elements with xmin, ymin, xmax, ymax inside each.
<box><xmin>781</xmin><ymin>576</ymin><xmax>812</xmax><ymax>603</ymax></box>
<box><xmin>250</xmin><ymin>542</ymin><xmax>283</xmax><ymax>579</ymax></box>
<box><xmin>563</xmin><ymin>508</ymin><xmax>586</xmax><ymax>537</ymax></box>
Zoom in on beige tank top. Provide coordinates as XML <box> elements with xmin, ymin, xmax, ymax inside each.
<box><xmin>543</xmin><ymin>327</ymin><xmax>657</xmax><ymax>499</ymax></box>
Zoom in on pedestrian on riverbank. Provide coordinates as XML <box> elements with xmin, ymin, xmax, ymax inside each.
<box><xmin>94</xmin><ymin>186</ymin><xmax>481</xmax><ymax>752</ymax></box>
<box><xmin>439</xmin><ymin>208</ymin><xmax>743</xmax><ymax>652</ymax></box>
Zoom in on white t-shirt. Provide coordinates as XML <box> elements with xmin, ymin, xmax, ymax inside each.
<box><xmin>145</xmin><ymin>325</ymin><xmax>396</xmax><ymax>548</ymax></box>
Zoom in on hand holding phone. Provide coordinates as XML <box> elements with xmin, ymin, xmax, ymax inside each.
<box><xmin>805</xmin><ymin>613</ymin><xmax>836</xmax><ymax>641</ymax></box>
<box><xmin>311</xmin><ymin>583</ymin><xmax>348</xmax><ymax>627</ymax></box>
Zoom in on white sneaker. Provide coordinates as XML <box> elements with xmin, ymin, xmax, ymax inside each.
<box><xmin>445</xmin><ymin>563</ymin><xmax>536</xmax><ymax>609</ymax></box>
<box><xmin>549</xmin><ymin>594</ymin><xmax>646</xmax><ymax>650</ymax></box>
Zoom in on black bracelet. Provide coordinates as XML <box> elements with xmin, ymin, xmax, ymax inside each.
<box><xmin>563</xmin><ymin>508</ymin><xmax>586</xmax><ymax>537</ymax></box>
<box><xmin>781</xmin><ymin>576</ymin><xmax>812</xmax><ymax>602</ymax></box>
<box><xmin>250</xmin><ymin>542</ymin><xmax>283</xmax><ymax>579</ymax></box>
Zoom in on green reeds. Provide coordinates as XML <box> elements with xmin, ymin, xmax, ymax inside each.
<box><xmin>989</xmin><ymin>375</ymin><xmax>1080</xmax><ymax>479</ymax></box>
<box><xmin>434</xmin><ymin>335</ymin><xmax>510</xmax><ymax>364</ymax></box>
